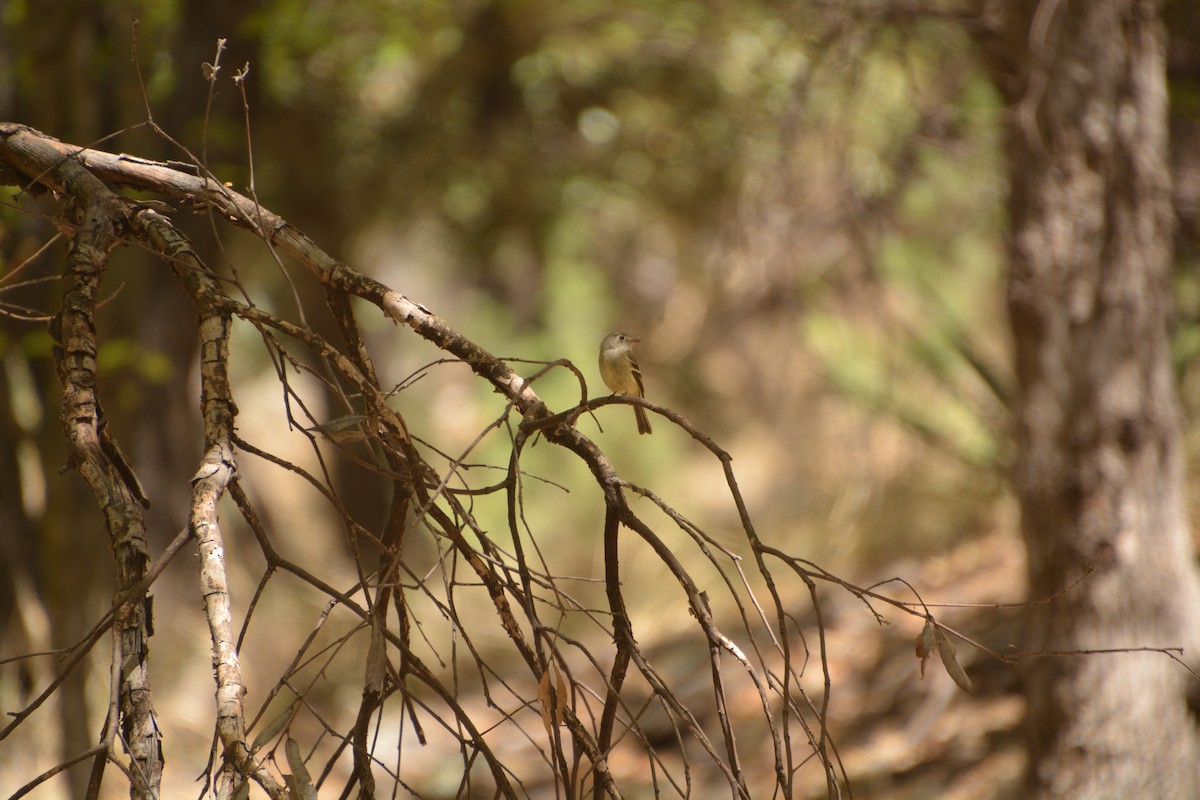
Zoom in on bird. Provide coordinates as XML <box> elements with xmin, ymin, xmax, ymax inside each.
<box><xmin>598</xmin><ymin>332</ymin><xmax>652</xmax><ymax>435</ymax></box>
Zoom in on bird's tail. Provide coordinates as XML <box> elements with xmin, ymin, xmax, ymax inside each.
<box><xmin>635</xmin><ymin>405</ymin><xmax>652</xmax><ymax>435</ymax></box>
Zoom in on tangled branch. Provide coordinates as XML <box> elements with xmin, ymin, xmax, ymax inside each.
<box><xmin>0</xmin><ymin>121</ymin><xmax>1080</xmax><ymax>800</ymax></box>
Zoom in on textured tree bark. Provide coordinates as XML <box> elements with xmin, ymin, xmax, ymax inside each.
<box><xmin>994</xmin><ymin>0</ymin><xmax>1200</xmax><ymax>796</ymax></box>
<box><xmin>53</xmin><ymin>189</ymin><xmax>161</xmax><ymax>796</ymax></box>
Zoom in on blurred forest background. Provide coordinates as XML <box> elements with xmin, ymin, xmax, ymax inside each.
<box><xmin>2</xmin><ymin>0</ymin><xmax>1200</xmax><ymax>798</ymax></box>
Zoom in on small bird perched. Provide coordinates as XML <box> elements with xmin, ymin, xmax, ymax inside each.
<box><xmin>598</xmin><ymin>332</ymin><xmax>652</xmax><ymax>435</ymax></box>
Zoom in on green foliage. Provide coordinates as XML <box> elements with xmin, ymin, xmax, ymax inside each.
<box><xmin>96</xmin><ymin>337</ymin><xmax>174</xmax><ymax>383</ymax></box>
<box><xmin>800</xmin><ymin>23</ymin><xmax>1007</xmax><ymax>450</ymax></box>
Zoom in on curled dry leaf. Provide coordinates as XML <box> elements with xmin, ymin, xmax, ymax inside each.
<box><xmin>934</xmin><ymin>626</ymin><xmax>976</xmax><ymax>696</ymax></box>
<box><xmin>915</xmin><ymin>618</ymin><xmax>936</xmax><ymax>679</ymax></box>
<box><xmin>537</xmin><ymin>662</ymin><xmax>569</xmax><ymax>738</ymax></box>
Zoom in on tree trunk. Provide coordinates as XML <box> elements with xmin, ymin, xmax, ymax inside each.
<box><xmin>995</xmin><ymin>0</ymin><xmax>1200</xmax><ymax>795</ymax></box>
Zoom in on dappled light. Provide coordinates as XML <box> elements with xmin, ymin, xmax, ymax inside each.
<box><xmin>2</xmin><ymin>1</ymin><xmax>1200</xmax><ymax>798</ymax></box>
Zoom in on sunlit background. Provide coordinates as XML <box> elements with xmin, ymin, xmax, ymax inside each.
<box><xmin>2</xmin><ymin>1</ymin><xmax>1200</xmax><ymax>797</ymax></box>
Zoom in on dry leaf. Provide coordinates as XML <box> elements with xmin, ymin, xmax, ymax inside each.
<box><xmin>934</xmin><ymin>626</ymin><xmax>976</xmax><ymax>695</ymax></box>
<box><xmin>285</xmin><ymin>738</ymin><xmax>318</xmax><ymax>800</ymax></box>
<box><xmin>365</xmin><ymin>616</ymin><xmax>386</xmax><ymax>693</ymax></box>
<box><xmin>249</xmin><ymin>693</ymin><xmax>298</xmax><ymax>754</ymax></box>
<box><xmin>915</xmin><ymin>619</ymin><xmax>936</xmax><ymax>679</ymax></box>
<box><xmin>537</xmin><ymin>662</ymin><xmax>569</xmax><ymax>738</ymax></box>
